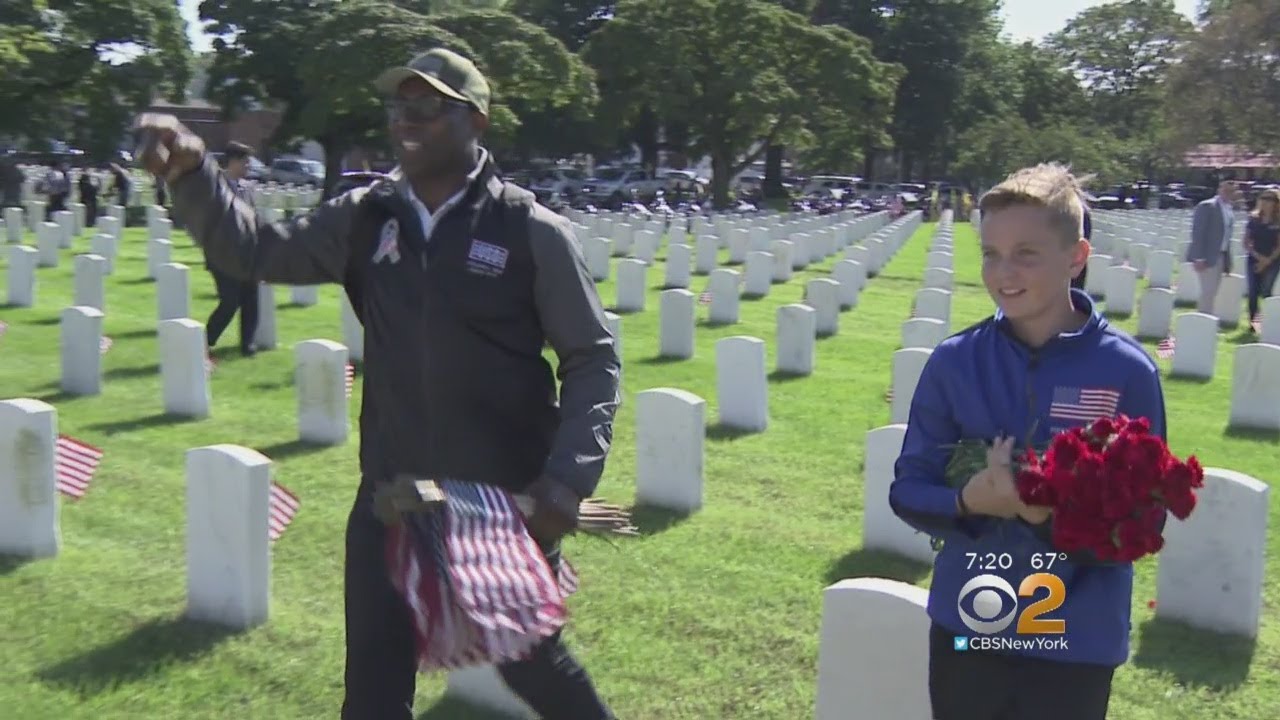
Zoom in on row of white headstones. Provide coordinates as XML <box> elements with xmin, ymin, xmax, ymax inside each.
<box><xmin>0</xmin><ymin>202</ymin><xmax>927</xmax><ymax>718</ymax></box>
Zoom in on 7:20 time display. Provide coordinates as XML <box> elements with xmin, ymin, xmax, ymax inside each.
<box><xmin>965</xmin><ymin>552</ymin><xmax>1013</xmax><ymax>571</ymax></box>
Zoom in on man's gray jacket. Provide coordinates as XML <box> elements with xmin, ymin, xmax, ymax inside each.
<box><xmin>1187</xmin><ymin>197</ymin><xmax>1234</xmax><ymax>273</ymax></box>
<box><xmin>171</xmin><ymin>153</ymin><xmax>621</xmax><ymax>499</ymax></box>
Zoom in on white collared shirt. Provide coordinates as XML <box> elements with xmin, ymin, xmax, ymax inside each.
<box><xmin>394</xmin><ymin>148</ymin><xmax>488</xmax><ymax>244</ymax></box>
<box><xmin>1217</xmin><ymin>197</ymin><xmax>1233</xmax><ymax>251</ymax></box>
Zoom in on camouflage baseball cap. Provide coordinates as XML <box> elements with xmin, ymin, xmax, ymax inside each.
<box><xmin>374</xmin><ymin>48</ymin><xmax>490</xmax><ymax>116</ymax></box>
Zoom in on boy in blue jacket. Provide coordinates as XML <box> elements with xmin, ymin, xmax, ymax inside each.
<box><xmin>890</xmin><ymin>163</ymin><xmax>1166</xmax><ymax>720</ymax></box>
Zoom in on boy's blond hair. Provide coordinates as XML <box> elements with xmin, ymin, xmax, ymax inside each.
<box><xmin>978</xmin><ymin>163</ymin><xmax>1090</xmax><ymax>246</ymax></box>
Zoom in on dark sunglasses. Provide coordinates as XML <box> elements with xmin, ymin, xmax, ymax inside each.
<box><xmin>384</xmin><ymin>95</ymin><xmax>470</xmax><ymax>124</ymax></box>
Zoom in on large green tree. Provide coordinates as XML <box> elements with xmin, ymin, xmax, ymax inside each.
<box><xmin>584</xmin><ymin>0</ymin><xmax>900</xmax><ymax>206</ymax></box>
<box><xmin>1</xmin><ymin>0</ymin><xmax>190</xmax><ymax>159</ymax></box>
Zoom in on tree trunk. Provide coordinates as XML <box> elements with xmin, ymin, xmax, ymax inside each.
<box><xmin>711</xmin><ymin>152</ymin><xmax>733</xmax><ymax>209</ymax></box>
<box><xmin>862</xmin><ymin>148</ymin><xmax>876</xmax><ymax>181</ymax></box>
<box><xmin>763</xmin><ymin>144</ymin><xmax>786</xmax><ymax>198</ymax></box>
<box><xmin>630</xmin><ymin>106</ymin><xmax>660</xmax><ymax>171</ymax></box>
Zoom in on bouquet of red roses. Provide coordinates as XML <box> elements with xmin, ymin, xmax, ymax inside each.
<box><xmin>944</xmin><ymin>416</ymin><xmax>1204</xmax><ymax>562</ymax></box>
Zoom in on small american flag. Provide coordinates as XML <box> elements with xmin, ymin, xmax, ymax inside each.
<box><xmin>884</xmin><ymin>386</ymin><xmax>894</xmax><ymax>403</ymax></box>
<box><xmin>55</xmin><ymin>435</ymin><xmax>104</xmax><ymax>499</ymax></box>
<box><xmin>386</xmin><ymin>479</ymin><xmax>578</xmax><ymax>671</ymax></box>
<box><xmin>698</xmin><ymin>291</ymin><xmax>711</xmax><ymax>304</ymax></box>
<box><xmin>1049</xmin><ymin>386</ymin><xmax>1121</xmax><ymax>423</ymax></box>
<box><xmin>0</xmin><ymin>320</ymin><xmax>7</xmax><ymax>338</ymax></box>
<box><xmin>345</xmin><ymin>363</ymin><xmax>355</xmax><ymax>398</ymax></box>
<box><xmin>99</xmin><ymin>336</ymin><xmax>112</xmax><ymax>354</ymax></box>
<box><xmin>204</xmin><ymin>353</ymin><xmax>217</xmax><ymax>375</ymax></box>
<box><xmin>1252</xmin><ymin>318</ymin><xmax>1262</xmax><ymax>334</ymax></box>
<box><xmin>1156</xmin><ymin>337</ymin><xmax>1175</xmax><ymax>359</ymax></box>
<box><xmin>268</xmin><ymin>482</ymin><xmax>300</xmax><ymax>542</ymax></box>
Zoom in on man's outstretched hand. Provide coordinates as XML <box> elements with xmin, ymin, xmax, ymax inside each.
<box><xmin>132</xmin><ymin>113</ymin><xmax>206</xmax><ymax>184</ymax></box>
<box><xmin>521</xmin><ymin>477</ymin><xmax>580</xmax><ymax>546</ymax></box>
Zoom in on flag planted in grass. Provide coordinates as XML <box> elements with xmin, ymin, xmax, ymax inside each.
<box><xmin>1156</xmin><ymin>336</ymin><xmax>1175</xmax><ymax>359</ymax></box>
<box><xmin>376</xmin><ymin>477</ymin><xmax>634</xmax><ymax>671</ymax></box>
<box><xmin>884</xmin><ymin>386</ymin><xmax>893</xmax><ymax>403</ymax></box>
<box><xmin>0</xmin><ymin>320</ymin><xmax>7</xmax><ymax>338</ymax></box>
<box><xmin>204</xmin><ymin>353</ymin><xmax>217</xmax><ymax>375</ymax></box>
<box><xmin>698</xmin><ymin>291</ymin><xmax>712</xmax><ymax>305</ymax></box>
<box><xmin>268</xmin><ymin>482</ymin><xmax>300</xmax><ymax>542</ymax></box>
<box><xmin>346</xmin><ymin>363</ymin><xmax>355</xmax><ymax>398</ymax></box>
<box><xmin>55</xmin><ymin>435</ymin><xmax>103</xmax><ymax>499</ymax></box>
<box><xmin>99</xmin><ymin>336</ymin><xmax>113</xmax><ymax>354</ymax></box>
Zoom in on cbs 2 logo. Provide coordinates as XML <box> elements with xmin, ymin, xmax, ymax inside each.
<box><xmin>957</xmin><ymin>573</ymin><xmax>1066</xmax><ymax>635</ymax></box>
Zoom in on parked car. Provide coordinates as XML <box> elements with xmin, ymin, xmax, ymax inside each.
<box><xmin>269</xmin><ymin>158</ymin><xmax>324</xmax><ymax>186</ymax></box>
<box><xmin>580</xmin><ymin>167</ymin><xmax>666</xmax><ymax>203</ymax></box>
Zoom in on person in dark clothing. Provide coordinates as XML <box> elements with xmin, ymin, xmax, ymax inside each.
<box><xmin>204</xmin><ymin>142</ymin><xmax>260</xmax><ymax>356</ymax></box>
<box><xmin>109</xmin><ymin>162</ymin><xmax>131</xmax><ymax>208</ymax></box>
<box><xmin>78</xmin><ymin>171</ymin><xmax>99</xmax><ymax>227</ymax></box>
<box><xmin>134</xmin><ymin>47</ymin><xmax>620</xmax><ymax>720</ymax></box>
<box><xmin>1071</xmin><ymin>204</ymin><xmax>1092</xmax><ymax>290</ymax></box>
<box><xmin>42</xmin><ymin>163</ymin><xmax>71</xmax><ymax>219</ymax></box>
<box><xmin>1244</xmin><ymin>189</ymin><xmax>1280</xmax><ymax>327</ymax></box>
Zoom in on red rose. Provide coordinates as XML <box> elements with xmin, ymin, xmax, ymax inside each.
<box><xmin>1123</xmin><ymin>416</ymin><xmax>1152</xmax><ymax>435</ymax></box>
<box><xmin>1089</xmin><ymin>416</ymin><xmax>1118</xmax><ymax>439</ymax></box>
<box><xmin>1185</xmin><ymin>456</ymin><xmax>1205</xmax><ymax>488</ymax></box>
<box><xmin>1045</xmin><ymin>432</ymin><xmax>1087</xmax><ymax>469</ymax></box>
<box><xmin>1164</xmin><ymin>488</ymin><xmax>1197</xmax><ymax>520</ymax></box>
<box><xmin>1115</xmin><ymin>518</ymin><xmax>1148</xmax><ymax>551</ymax></box>
<box><xmin>1016</xmin><ymin>468</ymin><xmax>1054</xmax><ymax>505</ymax></box>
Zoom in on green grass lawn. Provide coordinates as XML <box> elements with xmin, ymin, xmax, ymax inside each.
<box><xmin>1</xmin><ymin>218</ymin><xmax>1277</xmax><ymax>719</ymax></box>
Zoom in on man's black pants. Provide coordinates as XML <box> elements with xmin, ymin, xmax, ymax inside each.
<box><xmin>341</xmin><ymin>484</ymin><xmax>615</xmax><ymax>720</ymax></box>
<box><xmin>1246</xmin><ymin>258</ymin><xmax>1279</xmax><ymax>321</ymax></box>
<box><xmin>206</xmin><ymin>270</ymin><xmax>259</xmax><ymax>352</ymax></box>
<box><xmin>928</xmin><ymin>624</ymin><xmax>1114</xmax><ymax>720</ymax></box>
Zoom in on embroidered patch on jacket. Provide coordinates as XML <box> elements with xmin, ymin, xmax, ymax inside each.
<box><xmin>466</xmin><ymin>239</ymin><xmax>509</xmax><ymax>277</ymax></box>
<box><xmin>1048</xmin><ymin>386</ymin><xmax>1120</xmax><ymax>423</ymax></box>
<box><xmin>373</xmin><ymin>218</ymin><xmax>401</xmax><ymax>265</ymax></box>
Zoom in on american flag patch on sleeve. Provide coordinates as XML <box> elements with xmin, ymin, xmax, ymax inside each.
<box><xmin>1048</xmin><ymin>386</ymin><xmax>1121</xmax><ymax>423</ymax></box>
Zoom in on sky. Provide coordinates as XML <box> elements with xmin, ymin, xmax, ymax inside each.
<box><xmin>179</xmin><ymin>0</ymin><xmax>1201</xmax><ymax>54</ymax></box>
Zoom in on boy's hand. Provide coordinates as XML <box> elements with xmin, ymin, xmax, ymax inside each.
<box><xmin>961</xmin><ymin>468</ymin><xmax>1023</xmax><ymax>519</ymax></box>
<box><xmin>1018</xmin><ymin>503</ymin><xmax>1052</xmax><ymax>525</ymax></box>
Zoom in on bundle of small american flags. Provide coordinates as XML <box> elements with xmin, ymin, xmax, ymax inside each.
<box><xmin>384</xmin><ymin>479</ymin><xmax>578</xmax><ymax>671</ymax></box>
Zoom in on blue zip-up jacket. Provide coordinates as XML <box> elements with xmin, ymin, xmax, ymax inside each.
<box><xmin>889</xmin><ymin>289</ymin><xmax>1166</xmax><ymax>667</ymax></box>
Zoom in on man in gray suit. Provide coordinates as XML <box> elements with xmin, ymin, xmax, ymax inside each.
<box><xmin>1186</xmin><ymin>180</ymin><xmax>1240</xmax><ymax>313</ymax></box>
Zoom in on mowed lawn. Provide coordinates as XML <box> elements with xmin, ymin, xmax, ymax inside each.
<box><xmin>0</xmin><ymin>218</ymin><xmax>1277</xmax><ymax>720</ymax></box>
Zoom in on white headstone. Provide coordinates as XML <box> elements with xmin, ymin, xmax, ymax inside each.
<box><xmin>60</xmin><ymin>306</ymin><xmax>104</xmax><ymax>396</ymax></box>
<box><xmin>1085</xmin><ymin>254</ymin><xmax>1111</xmax><ymax>296</ymax></box>
<box><xmin>1135</xmin><ymin>288</ymin><xmax>1175</xmax><ymax>340</ymax></box>
<box><xmin>290</xmin><ymin>286</ymin><xmax>319</xmax><ymax>306</ymax></box>
<box><xmin>912</xmin><ymin>288</ymin><xmax>952</xmax><ymax>333</ymax></box>
<box><xmin>790</xmin><ymin>234</ymin><xmax>811</xmax><ymax>270</ymax></box>
<box><xmin>863</xmin><ymin>425</ymin><xmax>935</xmax><ymax>563</ymax></box>
<box><xmin>1103</xmin><ymin>265</ymin><xmax>1139</xmax><ymax>316</ymax></box>
<box><xmin>635</xmin><ymin>388</ymin><xmax>706</xmax><ymax>513</ymax></box>
<box><xmin>36</xmin><ymin>221</ymin><xmax>59</xmax><ymax>267</ymax></box>
<box><xmin>340</xmin><ymin>293</ymin><xmax>364</xmax><ymax>362</ymax></box>
<box><xmin>664</xmin><ymin>243</ymin><xmax>691</xmax><ymax>289</ymax></box>
<box><xmin>715</xmin><ymin>336</ymin><xmax>768</xmax><ymax>432</ymax></box>
<box><xmin>832</xmin><ymin>261</ymin><xmax>863</xmax><ymax>309</ymax></box>
<box><xmin>901</xmin><ymin>318</ymin><xmax>948</xmax><ymax>350</ymax></box>
<box><xmin>1156</xmin><ymin>468</ymin><xmax>1269</xmax><ymax>638</ymax></box>
<box><xmin>890</xmin><ymin>348</ymin><xmax>932</xmax><ymax>424</ymax></box>
<box><xmin>707</xmin><ymin>269</ymin><xmax>740</xmax><ymax>325</ymax></box>
<box><xmin>694</xmin><ymin>235</ymin><xmax>719</xmax><ymax>275</ymax></box>
<box><xmin>805</xmin><ymin>279</ymin><xmax>841</xmax><ymax>337</ymax></box>
<box><xmin>0</xmin><ymin>398</ymin><xmax>60</xmax><ymax>558</ymax></box>
<box><xmin>1228</xmin><ymin>344</ymin><xmax>1280</xmax><ymax>431</ymax></box>
<box><xmin>1170</xmin><ymin>312</ymin><xmax>1218</xmax><ymax>379</ymax></box>
<box><xmin>6</xmin><ymin>245</ymin><xmax>37</xmax><ymax>307</ymax></box>
<box><xmin>585</xmin><ymin>237</ymin><xmax>611</xmax><ymax>282</ymax></box>
<box><xmin>1147</xmin><ymin>250</ymin><xmax>1175</xmax><ymax>288</ymax></box>
<box><xmin>658</xmin><ymin>289</ymin><xmax>695</xmax><ymax>359</ymax></box>
<box><xmin>295</xmin><ymin>339</ymin><xmax>350</xmax><ymax>445</ymax></box>
<box><xmin>770</xmin><ymin>240</ymin><xmax>794</xmax><ymax>283</ymax></box>
<box><xmin>922</xmin><ymin>267</ymin><xmax>953</xmax><ymax>292</ymax></box>
<box><xmin>1213</xmin><ymin>274</ymin><xmax>1246</xmax><ymax>326</ymax></box>
<box><xmin>53</xmin><ymin>210</ymin><xmax>74</xmax><ymax>249</ymax></box>
<box><xmin>776</xmin><ymin>304</ymin><xmax>816</xmax><ymax>376</ymax></box>
<box><xmin>157</xmin><ymin>262</ymin><xmax>191</xmax><ymax>321</ymax></box>
<box><xmin>615</xmin><ymin>258</ymin><xmax>648</xmax><ymax>313</ymax></box>
<box><xmin>72</xmin><ymin>253</ymin><xmax>107</xmax><ymax>311</ymax></box>
<box><xmin>445</xmin><ymin>667</ymin><xmax>536</xmax><ymax>719</ymax></box>
<box><xmin>1261</xmin><ymin>296</ymin><xmax>1280</xmax><ymax>345</ymax></box>
<box><xmin>253</xmin><ymin>284</ymin><xmax>277</xmax><ymax>349</ymax></box>
<box><xmin>3</xmin><ymin>207</ymin><xmax>21</xmax><ymax>243</ymax></box>
<box><xmin>925</xmin><ymin>251</ymin><xmax>952</xmax><ymax>270</ymax></box>
<box><xmin>727</xmin><ymin>228</ymin><xmax>749</xmax><ymax>265</ymax></box>
<box><xmin>1175</xmin><ymin>263</ymin><xmax>1200</xmax><ymax>305</ymax></box>
<box><xmin>146</xmin><ymin>238</ymin><xmax>172</xmax><ymax>280</ymax></box>
<box><xmin>815</xmin><ymin>578</ymin><xmax>931</xmax><ymax>720</ymax></box>
<box><xmin>743</xmin><ymin>251</ymin><xmax>773</xmax><ymax>297</ymax></box>
<box><xmin>90</xmin><ymin>233</ymin><xmax>116</xmax><ymax>274</ymax></box>
<box><xmin>185</xmin><ymin>444</ymin><xmax>273</xmax><ymax>630</ymax></box>
<box><xmin>159</xmin><ymin>319</ymin><xmax>212</xmax><ymax>418</ymax></box>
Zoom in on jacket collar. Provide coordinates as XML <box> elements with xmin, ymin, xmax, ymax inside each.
<box><xmin>994</xmin><ymin>288</ymin><xmax>1105</xmax><ymax>354</ymax></box>
<box><xmin>367</xmin><ymin>147</ymin><xmax>503</xmax><ymax>211</ymax></box>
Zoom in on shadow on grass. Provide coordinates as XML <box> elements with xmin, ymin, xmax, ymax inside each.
<box><xmin>1224</xmin><ymin>425</ymin><xmax>1280</xmax><ymax>443</ymax></box>
<box><xmin>27</xmin><ymin>316</ymin><xmax>60</xmax><ymax>326</ymax></box>
<box><xmin>248</xmin><ymin>378</ymin><xmax>293</xmax><ymax>392</ymax></box>
<box><xmin>119</xmin><ymin>276</ymin><xmax>155</xmax><ymax>285</ymax></box>
<box><xmin>1132</xmin><ymin>617</ymin><xmax>1255</xmax><ymax>690</ymax></box>
<box><xmin>256</xmin><ymin>438</ymin><xmax>332</xmax><ymax>461</ymax></box>
<box><xmin>86</xmin><ymin>412</ymin><xmax>201</xmax><ymax>435</ymax></box>
<box><xmin>705</xmin><ymin>423</ymin><xmax>758</xmax><ymax>442</ymax></box>
<box><xmin>104</xmin><ymin>363</ymin><xmax>160</xmax><ymax>381</ymax></box>
<box><xmin>1163</xmin><ymin>374</ymin><xmax>1213</xmax><ymax>386</ymax></box>
<box><xmin>0</xmin><ymin>554</ymin><xmax>35</xmax><ymax>576</ymax></box>
<box><xmin>635</xmin><ymin>354</ymin><xmax>688</xmax><ymax>366</ymax></box>
<box><xmin>825</xmin><ymin>548</ymin><xmax>932</xmax><ymax>586</ymax></box>
<box><xmin>1227</xmin><ymin>330</ymin><xmax>1259</xmax><ymax>345</ymax></box>
<box><xmin>36</xmin><ymin>615</ymin><xmax>236</xmax><ymax>695</ymax></box>
<box><xmin>417</xmin><ymin>697</ymin><xmax>511</xmax><ymax>720</ymax></box>
<box><xmin>627</xmin><ymin>504</ymin><xmax>692</xmax><ymax>536</ymax></box>
<box><xmin>1102</xmin><ymin>311</ymin><xmax>1134</xmax><ymax>322</ymax></box>
<box><xmin>767</xmin><ymin>369</ymin><xmax>809</xmax><ymax>384</ymax></box>
<box><xmin>33</xmin><ymin>389</ymin><xmax>82</xmax><ymax>404</ymax></box>
<box><xmin>111</xmin><ymin>328</ymin><xmax>157</xmax><ymax>340</ymax></box>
